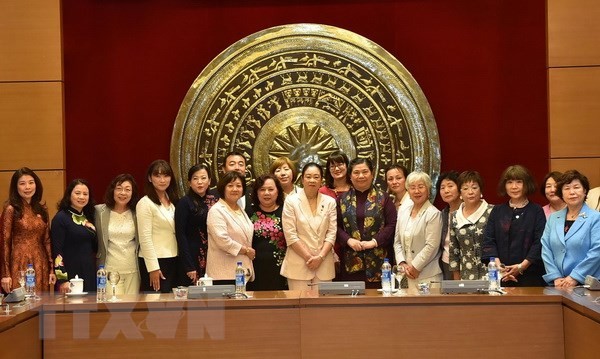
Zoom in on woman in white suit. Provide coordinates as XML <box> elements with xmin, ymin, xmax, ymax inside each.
<box><xmin>281</xmin><ymin>163</ymin><xmax>337</xmax><ymax>291</ymax></box>
<box><xmin>394</xmin><ymin>171</ymin><xmax>442</xmax><ymax>289</ymax></box>
<box><xmin>206</xmin><ymin>171</ymin><xmax>255</xmax><ymax>283</ymax></box>
<box><xmin>542</xmin><ymin>170</ymin><xmax>600</xmax><ymax>287</ymax></box>
<box><xmin>95</xmin><ymin>173</ymin><xmax>140</xmax><ymax>294</ymax></box>
<box><xmin>137</xmin><ymin>160</ymin><xmax>179</xmax><ymax>293</ymax></box>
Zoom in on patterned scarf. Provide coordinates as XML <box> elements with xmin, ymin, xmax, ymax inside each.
<box><xmin>339</xmin><ymin>187</ymin><xmax>387</xmax><ymax>282</ymax></box>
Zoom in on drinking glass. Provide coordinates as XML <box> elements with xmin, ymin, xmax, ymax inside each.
<box><xmin>244</xmin><ymin>268</ymin><xmax>252</xmax><ymax>293</ymax></box>
<box><xmin>108</xmin><ymin>271</ymin><xmax>121</xmax><ymax>302</ymax></box>
<box><xmin>392</xmin><ymin>264</ymin><xmax>406</xmax><ymax>293</ymax></box>
<box><xmin>18</xmin><ymin>270</ymin><xmax>26</xmax><ymax>288</ymax></box>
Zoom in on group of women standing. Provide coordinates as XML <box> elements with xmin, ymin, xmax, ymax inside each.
<box><xmin>1</xmin><ymin>157</ymin><xmax>599</xmax><ymax>295</ymax></box>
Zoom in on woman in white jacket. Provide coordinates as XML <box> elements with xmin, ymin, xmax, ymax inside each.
<box><xmin>137</xmin><ymin>160</ymin><xmax>179</xmax><ymax>293</ymax></box>
<box><xmin>281</xmin><ymin>163</ymin><xmax>337</xmax><ymax>291</ymax></box>
<box><xmin>206</xmin><ymin>171</ymin><xmax>255</xmax><ymax>283</ymax></box>
<box><xmin>394</xmin><ymin>171</ymin><xmax>442</xmax><ymax>290</ymax></box>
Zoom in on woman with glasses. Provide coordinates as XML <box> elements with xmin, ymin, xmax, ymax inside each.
<box><xmin>320</xmin><ymin>150</ymin><xmax>352</xmax><ymax>200</ymax></box>
<box><xmin>95</xmin><ymin>174</ymin><xmax>140</xmax><ymax>294</ymax></box>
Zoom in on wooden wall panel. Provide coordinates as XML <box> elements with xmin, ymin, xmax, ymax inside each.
<box><xmin>0</xmin><ymin>170</ymin><xmax>64</xmax><ymax>218</ymax></box>
<box><xmin>548</xmin><ymin>67</ymin><xmax>600</xmax><ymax>158</ymax></box>
<box><xmin>0</xmin><ymin>82</ymin><xmax>64</xmax><ymax>170</ymax></box>
<box><xmin>0</xmin><ymin>0</ymin><xmax>62</xmax><ymax>81</ymax></box>
<box><xmin>550</xmin><ymin>158</ymin><xmax>600</xmax><ymax>188</ymax></box>
<box><xmin>564</xmin><ymin>307</ymin><xmax>600</xmax><ymax>359</ymax></box>
<box><xmin>548</xmin><ymin>0</ymin><xmax>600</xmax><ymax>67</ymax></box>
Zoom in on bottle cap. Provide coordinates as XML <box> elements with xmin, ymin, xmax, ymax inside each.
<box><xmin>489</xmin><ymin>257</ymin><xmax>495</xmax><ymax>262</ymax></box>
<box><xmin>384</xmin><ymin>258</ymin><xmax>389</xmax><ymax>262</ymax></box>
<box><xmin>28</xmin><ymin>263</ymin><xmax>33</xmax><ymax>267</ymax></box>
<box><xmin>237</xmin><ymin>261</ymin><xmax>242</xmax><ymax>266</ymax></box>
<box><xmin>99</xmin><ymin>264</ymin><xmax>105</xmax><ymax>268</ymax></box>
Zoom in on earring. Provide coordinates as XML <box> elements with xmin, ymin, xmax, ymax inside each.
<box><xmin>459</xmin><ymin>196</ymin><xmax>463</xmax><ymax>200</ymax></box>
<box><xmin>480</xmin><ymin>194</ymin><xmax>483</xmax><ymax>198</ymax></box>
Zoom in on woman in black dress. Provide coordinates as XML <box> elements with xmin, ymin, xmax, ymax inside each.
<box><xmin>51</xmin><ymin>179</ymin><xmax>97</xmax><ymax>293</ymax></box>
<box><xmin>246</xmin><ymin>174</ymin><xmax>288</xmax><ymax>290</ymax></box>
<box><xmin>175</xmin><ymin>164</ymin><xmax>219</xmax><ymax>286</ymax></box>
<box><xmin>482</xmin><ymin>165</ymin><xmax>547</xmax><ymax>286</ymax></box>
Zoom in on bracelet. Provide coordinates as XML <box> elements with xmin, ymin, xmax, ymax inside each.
<box><xmin>371</xmin><ymin>239</ymin><xmax>378</xmax><ymax>248</ymax></box>
<box><xmin>517</xmin><ymin>263</ymin><xmax>523</xmax><ymax>275</ymax></box>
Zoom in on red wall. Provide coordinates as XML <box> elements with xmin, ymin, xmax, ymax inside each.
<box><xmin>62</xmin><ymin>0</ymin><xmax>548</xmax><ymax>204</ymax></box>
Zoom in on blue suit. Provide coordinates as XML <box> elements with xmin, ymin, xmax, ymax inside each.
<box><xmin>541</xmin><ymin>204</ymin><xmax>600</xmax><ymax>284</ymax></box>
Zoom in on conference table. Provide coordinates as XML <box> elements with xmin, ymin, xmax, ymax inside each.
<box><xmin>1</xmin><ymin>287</ymin><xmax>598</xmax><ymax>358</ymax></box>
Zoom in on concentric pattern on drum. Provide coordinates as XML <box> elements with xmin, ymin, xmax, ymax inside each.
<box><xmin>171</xmin><ymin>24</ymin><xmax>440</xmax><ymax>192</ymax></box>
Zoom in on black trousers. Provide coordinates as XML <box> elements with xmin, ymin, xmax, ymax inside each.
<box><xmin>139</xmin><ymin>256</ymin><xmax>178</xmax><ymax>293</ymax></box>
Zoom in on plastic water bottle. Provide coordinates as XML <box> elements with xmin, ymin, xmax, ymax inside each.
<box><xmin>25</xmin><ymin>264</ymin><xmax>36</xmax><ymax>297</ymax></box>
<box><xmin>381</xmin><ymin>258</ymin><xmax>392</xmax><ymax>294</ymax></box>
<box><xmin>235</xmin><ymin>262</ymin><xmax>245</xmax><ymax>294</ymax></box>
<box><xmin>488</xmin><ymin>257</ymin><xmax>499</xmax><ymax>290</ymax></box>
<box><xmin>97</xmin><ymin>265</ymin><xmax>107</xmax><ymax>302</ymax></box>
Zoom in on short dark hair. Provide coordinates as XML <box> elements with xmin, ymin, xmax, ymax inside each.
<box><xmin>385</xmin><ymin>164</ymin><xmax>409</xmax><ymax>179</ymax></box>
<box><xmin>556</xmin><ymin>170</ymin><xmax>590</xmax><ymax>201</ymax></box>
<box><xmin>435</xmin><ymin>170</ymin><xmax>460</xmax><ymax>196</ymax></box>
<box><xmin>216</xmin><ymin>171</ymin><xmax>247</xmax><ymax>198</ymax></box>
<box><xmin>221</xmin><ymin>151</ymin><xmax>246</xmax><ymax>169</ymax></box>
<box><xmin>349</xmin><ymin>157</ymin><xmax>374</xmax><ymax>173</ymax></box>
<box><xmin>144</xmin><ymin>160</ymin><xmax>179</xmax><ymax>205</ymax></box>
<box><xmin>301</xmin><ymin>162</ymin><xmax>324</xmax><ymax>178</ymax></box>
<box><xmin>58</xmin><ymin>178</ymin><xmax>96</xmax><ymax>222</ymax></box>
<box><xmin>251</xmin><ymin>174</ymin><xmax>284</xmax><ymax>211</ymax></box>
<box><xmin>186</xmin><ymin>163</ymin><xmax>212</xmax><ymax>197</ymax></box>
<box><xmin>540</xmin><ymin>171</ymin><xmax>562</xmax><ymax>197</ymax></box>
<box><xmin>104</xmin><ymin>173</ymin><xmax>139</xmax><ymax>210</ymax></box>
<box><xmin>457</xmin><ymin>171</ymin><xmax>484</xmax><ymax>191</ymax></box>
<box><xmin>497</xmin><ymin>165</ymin><xmax>536</xmax><ymax>197</ymax></box>
<box><xmin>8</xmin><ymin>167</ymin><xmax>48</xmax><ymax>222</ymax></box>
<box><xmin>324</xmin><ymin>150</ymin><xmax>350</xmax><ymax>188</ymax></box>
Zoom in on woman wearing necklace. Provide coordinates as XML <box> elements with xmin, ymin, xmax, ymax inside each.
<box><xmin>1</xmin><ymin>168</ymin><xmax>55</xmax><ymax>294</ymax></box>
<box><xmin>247</xmin><ymin>174</ymin><xmax>288</xmax><ymax>290</ymax></box>
<box><xmin>435</xmin><ymin>171</ymin><xmax>461</xmax><ymax>280</ymax></box>
<box><xmin>270</xmin><ymin>156</ymin><xmax>299</xmax><ymax>197</ymax></box>
<box><xmin>206</xmin><ymin>171</ymin><xmax>254</xmax><ymax>284</ymax></box>
<box><xmin>448</xmin><ymin>171</ymin><xmax>494</xmax><ymax>280</ymax></box>
<box><xmin>95</xmin><ymin>174</ymin><xmax>140</xmax><ymax>295</ymax></box>
<box><xmin>385</xmin><ymin>164</ymin><xmax>412</xmax><ymax>210</ymax></box>
<box><xmin>137</xmin><ymin>160</ymin><xmax>179</xmax><ymax>293</ymax></box>
<box><xmin>482</xmin><ymin>165</ymin><xmax>546</xmax><ymax>287</ymax></box>
<box><xmin>175</xmin><ymin>164</ymin><xmax>218</xmax><ymax>286</ymax></box>
<box><xmin>394</xmin><ymin>171</ymin><xmax>441</xmax><ymax>289</ymax></box>
<box><xmin>51</xmin><ymin>179</ymin><xmax>97</xmax><ymax>293</ymax></box>
<box><xmin>541</xmin><ymin>171</ymin><xmax>565</xmax><ymax>219</ymax></box>
<box><xmin>281</xmin><ymin>163</ymin><xmax>337</xmax><ymax>290</ymax></box>
<box><xmin>542</xmin><ymin>170</ymin><xmax>600</xmax><ymax>287</ymax></box>
<box><xmin>338</xmin><ymin>158</ymin><xmax>397</xmax><ymax>288</ymax></box>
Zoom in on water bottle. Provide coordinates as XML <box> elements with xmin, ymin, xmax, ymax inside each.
<box><xmin>235</xmin><ymin>262</ymin><xmax>245</xmax><ymax>294</ymax></box>
<box><xmin>25</xmin><ymin>264</ymin><xmax>36</xmax><ymax>297</ymax></box>
<box><xmin>97</xmin><ymin>265</ymin><xmax>107</xmax><ymax>302</ymax></box>
<box><xmin>381</xmin><ymin>258</ymin><xmax>392</xmax><ymax>294</ymax></box>
<box><xmin>488</xmin><ymin>257</ymin><xmax>499</xmax><ymax>290</ymax></box>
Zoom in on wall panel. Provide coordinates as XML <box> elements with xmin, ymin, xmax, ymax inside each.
<box><xmin>0</xmin><ymin>0</ymin><xmax>62</xmax><ymax>81</ymax></box>
<box><xmin>550</xmin><ymin>158</ymin><xmax>600</xmax><ymax>188</ymax></box>
<box><xmin>548</xmin><ymin>0</ymin><xmax>600</xmax><ymax>67</ymax></box>
<box><xmin>0</xmin><ymin>82</ymin><xmax>64</xmax><ymax>170</ymax></box>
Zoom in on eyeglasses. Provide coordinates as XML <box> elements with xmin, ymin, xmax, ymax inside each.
<box><xmin>329</xmin><ymin>163</ymin><xmax>346</xmax><ymax>170</ymax></box>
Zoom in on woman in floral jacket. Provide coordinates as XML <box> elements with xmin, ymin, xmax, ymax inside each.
<box><xmin>246</xmin><ymin>174</ymin><xmax>288</xmax><ymax>290</ymax></box>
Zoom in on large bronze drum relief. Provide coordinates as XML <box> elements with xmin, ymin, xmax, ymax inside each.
<box><xmin>171</xmin><ymin>24</ymin><xmax>440</xmax><ymax>193</ymax></box>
